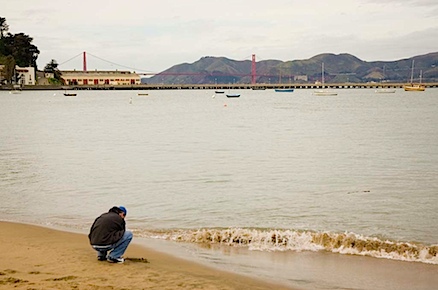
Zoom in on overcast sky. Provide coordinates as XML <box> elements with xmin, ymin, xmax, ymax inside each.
<box><xmin>2</xmin><ymin>0</ymin><xmax>437</xmax><ymax>72</ymax></box>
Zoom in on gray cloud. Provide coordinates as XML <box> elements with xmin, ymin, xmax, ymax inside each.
<box><xmin>2</xmin><ymin>0</ymin><xmax>437</xmax><ymax>71</ymax></box>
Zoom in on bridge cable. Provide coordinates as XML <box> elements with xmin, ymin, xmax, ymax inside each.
<box><xmin>58</xmin><ymin>52</ymin><xmax>83</xmax><ymax>66</ymax></box>
<box><xmin>86</xmin><ymin>52</ymin><xmax>154</xmax><ymax>73</ymax></box>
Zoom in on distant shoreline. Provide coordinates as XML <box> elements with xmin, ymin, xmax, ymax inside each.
<box><xmin>1</xmin><ymin>82</ymin><xmax>438</xmax><ymax>91</ymax></box>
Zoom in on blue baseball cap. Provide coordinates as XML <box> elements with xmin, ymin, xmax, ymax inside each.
<box><xmin>118</xmin><ymin>206</ymin><xmax>127</xmax><ymax>216</ymax></box>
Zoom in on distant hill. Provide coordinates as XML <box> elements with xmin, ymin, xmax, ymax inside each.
<box><xmin>146</xmin><ymin>52</ymin><xmax>438</xmax><ymax>84</ymax></box>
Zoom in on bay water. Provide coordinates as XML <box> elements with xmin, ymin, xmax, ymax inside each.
<box><xmin>0</xmin><ymin>88</ymin><xmax>437</xmax><ymax>289</ymax></box>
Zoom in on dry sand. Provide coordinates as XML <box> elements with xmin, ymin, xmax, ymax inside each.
<box><xmin>0</xmin><ymin>221</ymin><xmax>294</xmax><ymax>289</ymax></box>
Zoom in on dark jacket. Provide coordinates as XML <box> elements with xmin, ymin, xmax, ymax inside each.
<box><xmin>88</xmin><ymin>208</ymin><xmax>126</xmax><ymax>246</ymax></box>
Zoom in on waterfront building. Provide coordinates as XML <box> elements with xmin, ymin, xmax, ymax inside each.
<box><xmin>61</xmin><ymin>70</ymin><xmax>141</xmax><ymax>86</ymax></box>
<box><xmin>16</xmin><ymin>66</ymin><xmax>36</xmax><ymax>85</ymax></box>
<box><xmin>0</xmin><ymin>65</ymin><xmax>35</xmax><ymax>85</ymax></box>
<box><xmin>294</xmin><ymin>75</ymin><xmax>308</xmax><ymax>82</ymax></box>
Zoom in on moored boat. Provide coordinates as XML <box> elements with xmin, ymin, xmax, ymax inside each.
<box><xmin>313</xmin><ymin>89</ymin><xmax>337</xmax><ymax>96</ymax></box>
<box><xmin>62</xmin><ymin>87</ymin><xmax>77</xmax><ymax>96</ymax></box>
<box><xmin>275</xmin><ymin>88</ymin><xmax>294</xmax><ymax>92</ymax></box>
<box><xmin>313</xmin><ymin>63</ymin><xmax>337</xmax><ymax>96</ymax></box>
<box><xmin>404</xmin><ymin>60</ymin><xmax>425</xmax><ymax>92</ymax></box>
<box><xmin>375</xmin><ymin>88</ymin><xmax>396</xmax><ymax>93</ymax></box>
<box><xmin>403</xmin><ymin>84</ymin><xmax>425</xmax><ymax>91</ymax></box>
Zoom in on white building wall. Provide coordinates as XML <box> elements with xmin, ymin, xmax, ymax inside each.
<box><xmin>61</xmin><ymin>71</ymin><xmax>141</xmax><ymax>86</ymax></box>
<box><xmin>16</xmin><ymin>66</ymin><xmax>36</xmax><ymax>85</ymax></box>
<box><xmin>294</xmin><ymin>75</ymin><xmax>308</xmax><ymax>82</ymax></box>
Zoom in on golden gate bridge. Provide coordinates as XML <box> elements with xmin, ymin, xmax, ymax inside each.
<box><xmin>58</xmin><ymin>51</ymin><xmax>287</xmax><ymax>84</ymax></box>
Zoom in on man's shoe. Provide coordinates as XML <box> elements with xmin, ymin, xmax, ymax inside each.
<box><xmin>107</xmin><ymin>256</ymin><xmax>124</xmax><ymax>263</ymax></box>
<box><xmin>97</xmin><ymin>256</ymin><xmax>107</xmax><ymax>261</ymax></box>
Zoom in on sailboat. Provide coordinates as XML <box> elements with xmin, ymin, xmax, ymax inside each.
<box><xmin>404</xmin><ymin>60</ymin><xmax>425</xmax><ymax>92</ymax></box>
<box><xmin>375</xmin><ymin>65</ymin><xmax>396</xmax><ymax>93</ymax></box>
<box><xmin>63</xmin><ymin>89</ymin><xmax>77</xmax><ymax>96</ymax></box>
<box><xmin>375</xmin><ymin>88</ymin><xmax>396</xmax><ymax>94</ymax></box>
<box><xmin>275</xmin><ymin>70</ymin><xmax>294</xmax><ymax>92</ymax></box>
<box><xmin>9</xmin><ymin>88</ymin><xmax>21</xmax><ymax>94</ymax></box>
<box><xmin>9</xmin><ymin>68</ymin><xmax>22</xmax><ymax>94</ymax></box>
<box><xmin>226</xmin><ymin>87</ymin><xmax>240</xmax><ymax>98</ymax></box>
<box><xmin>313</xmin><ymin>63</ymin><xmax>337</xmax><ymax>96</ymax></box>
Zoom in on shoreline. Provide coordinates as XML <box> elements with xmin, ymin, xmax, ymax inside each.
<box><xmin>2</xmin><ymin>83</ymin><xmax>437</xmax><ymax>91</ymax></box>
<box><xmin>0</xmin><ymin>221</ymin><xmax>294</xmax><ymax>290</ymax></box>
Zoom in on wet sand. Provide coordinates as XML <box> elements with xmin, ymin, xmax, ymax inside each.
<box><xmin>0</xmin><ymin>221</ymin><xmax>294</xmax><ymax>290</ymax></box>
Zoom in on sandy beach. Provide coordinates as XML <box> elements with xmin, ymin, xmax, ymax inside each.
<box><xmin>0</xmin><ymin>221</ymin><xmax>293</xmax><ymax>290</ymax></box>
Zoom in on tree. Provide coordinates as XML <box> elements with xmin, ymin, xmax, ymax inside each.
<box><xmin>0</xmin><ymin>17</ymin><xmax>8</xmax><ymax>57</ymax></box>
<box><xmin>44</xmin><ymin>59</ymin><xmax>59</xmax><ymax>72</ymax></box>
<box><xmin>2</xmin><ymin>55</ymin><xmax>16</xmax><ymax>83</ymax></box>
<box><xmin>0</xmin><ymin>17</ymin><xmax>39</xmax><ymax>85</ymax></box>
<box><xmin>2</xmin><ymin>33</ymin><xmax>40</xmax><ymax>68</ymax></box>
<box><xmin>0</xmin><ymin>17</ymin><xmax>8</xmax><ymax>38</ymax></box>
<box><xmin>44</xmin><ymin>59</ymin><xmax>63</xmax><ymax>83</ymax></box>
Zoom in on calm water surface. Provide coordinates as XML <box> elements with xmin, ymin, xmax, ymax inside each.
<box><xmin>1</xmin><ymin>88</ymin><xmax>437</xmax><ymax>289</ymax></box>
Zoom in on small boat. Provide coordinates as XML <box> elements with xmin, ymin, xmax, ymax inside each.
<box><xmin>10</xmin><ymin>83</ymin><xmax>21</xmax><ymax>94</ymax></box>
<box><xmin>215</xmin><ymin>90</ymin><xmax>225</xmax><ymax>94</ymax></box>
<box><xmin>404</xmin><ymin>60</ymin><xmax>425</xmax><ymax>92</ymax></box>
<box><xmin>137</xmin><ymin>93</ymin><xmax>149</xmax><ymax>96</ymax></box>
<box><xmin>375</xmin><ymin>88</ymin><xmax>396</xmax><ymax>93</ymax></box>
<box><xmin>313</xmin><ymin>63</ymin><xmax>337</xmax><ymax>96</ymax></box>
<box><xmin>226</xmin><ymin>93</ymin><xmax>240</xmax><ymax>98</ymax></box>
<box><xmin>313</xmin><ymin>89</ymin><xmax>338</xmax><ymax>96</ymax></box>
<box><xmin>61</xmin><ymin>87</ymin><xmax>77</xmax><ymax>96</ymax></box>
<box><xmin>404</xmin><ymin>84</ymin><xmax>425</xmax><ymax>91</ymax></box>
<box><xmin>275</xmin><ymin>88</ymin><xmax>294</xmax><ymax>92</ymax></box>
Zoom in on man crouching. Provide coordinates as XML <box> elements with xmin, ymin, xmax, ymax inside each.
<box><xmin>88</xmin><ymin>206</ymin><xmax>133</xmax><ymax>263</ymax></box>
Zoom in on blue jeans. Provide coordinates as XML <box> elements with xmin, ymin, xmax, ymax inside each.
<box><xmin>92</xmin><ymin>230</ymin><xmax>133</xmax><ymax>259</ymax></box>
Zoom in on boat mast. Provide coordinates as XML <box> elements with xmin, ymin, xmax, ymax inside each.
<box><xmin>410</xmin><ymin>59</ymin><xmax>415</xmax><ymax>83</ymax></box>
<box><xmin>322</xmin><ymin>62</ymin><xmax>325</xmax><ymax>87</ymax></box>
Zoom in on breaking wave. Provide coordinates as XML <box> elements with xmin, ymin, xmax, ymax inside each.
<box><xmin>137</xmin><ymin>228</ymin><xmax>438</xmax><ymax>265</ymax></box>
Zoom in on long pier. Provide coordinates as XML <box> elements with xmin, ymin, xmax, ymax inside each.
<box><xmin>2</xmin><ymin>82</ymin><xmax>438</xmax><ymax>91</ymax></box>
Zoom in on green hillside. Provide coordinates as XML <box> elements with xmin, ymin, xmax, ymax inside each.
<box><xmin>147</xmin><ymin>52</ymin><xmax>438</xmax><ymax>84</ymax></box>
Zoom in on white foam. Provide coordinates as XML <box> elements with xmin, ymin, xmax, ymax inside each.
<box><xmin>138</xmin><ymin>227</ymin><xmax>438</xmax><ymax>265</ymax></box>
